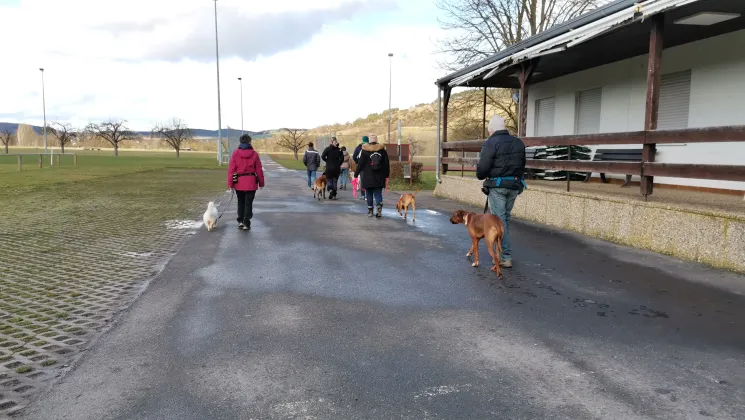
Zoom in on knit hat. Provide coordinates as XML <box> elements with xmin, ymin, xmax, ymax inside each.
<box><xmin>362</xmin><ymin>136</ymin><xmax>369</xmax><ymax>144</ymax></box>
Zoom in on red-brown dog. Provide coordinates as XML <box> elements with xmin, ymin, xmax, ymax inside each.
<box><xmin>313</xmin><ymin>174</ymin><xmax>327</xmax><ymax>201</ymax></box>
<box><xmin>396</xmin><ymin>188</ymin><xmax>420</xmax><ymax>221</ymax></box>
<box><xmin>449</xmin><ymin>210</ymin><xmax>505</xmax><ymax>278</ymax></box>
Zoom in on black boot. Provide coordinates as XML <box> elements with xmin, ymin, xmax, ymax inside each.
<box><xmin>376</xmin><ymin>203</ymin><xmax>383</xmax><ymax>219</ymax></box>
<box><xmin>367</xmin><ymin>207</ymin><xmax>374</xmax><ymax>217</ymax></box>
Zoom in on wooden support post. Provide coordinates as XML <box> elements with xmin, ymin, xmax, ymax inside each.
<box><xmin>516</xmin><ymin>61</ymin><xmax>538</xmax><ymax>137</ymax></box>
<box><xmin>567</xmin><ymin>146</ymin><xmax>572</xmax><ymax>192</ymax></box>
<box><xmin>461</xmin><ymin>148</ymin><xmax>465</xmax><ymax>177</ymax></box>
<box><xmin>18</xmin><ymin>155</ymin><xmax>22</xmax><ymax>171</ymax></box>
<box><xmin>442</xmin><ymin>87</ymin><xmax>452</xmax><ymax>175</ymax></box>
<box><xmin>642</xmin><ymin>15</ymin><xmax>664</xmax><ymax>197</ymax></box>
<box><xmin>482</xmin><ymin>87</ymin><xmax>488</xmax><ymax>139</ymax></box>
<box><xmin>74</xmin><ymin>154</ymin><xmax>78</xmax><ymax>166</ymax></box>
<box><xmin>38</xmin><ymin>154</ymin><xmax>42</xmax><ymax>169</ymax></box>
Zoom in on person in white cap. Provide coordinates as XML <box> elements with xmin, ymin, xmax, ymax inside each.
<box><xmin>476</xmin><ymin>114</ymin><xmax>526</xmax><ymax>268</ymax></box>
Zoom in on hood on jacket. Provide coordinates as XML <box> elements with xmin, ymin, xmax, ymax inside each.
<box><xmin>239</xmin><ymin>143</ymin><xmax>253</xmax><ymax>150</ymax></box>
<box><xmin>362</xmin><ymin>143</ymin><xmax>385</xmax><ymax>152</ymax></box>
<box><xmin>235</xmin><ymin>148</ymin><xmax>256</xmax><ymax>158</ymax></box>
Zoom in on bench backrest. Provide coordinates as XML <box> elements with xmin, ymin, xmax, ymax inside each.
<box><xmin>594</xmin><ymin>148</ymin><xmax>643</xmax><ymax>162</ymax></box>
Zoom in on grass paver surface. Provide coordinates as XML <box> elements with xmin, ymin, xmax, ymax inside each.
<box><xmin>0</xmin><ymin>150</ymin><xmax>223</xmax><ymax>415</ymax></box>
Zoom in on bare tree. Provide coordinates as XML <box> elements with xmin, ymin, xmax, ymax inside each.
<box><xmin>151</xmin><ymin>118</ymin><xmax>193</xmax><ymax>157</ymax></box>
<box><xmin>436</xmin><ymin>0</ymin><xmax>605</xmax><ymax>137</ymax></box>
<box><xmin>0</xmin><ymin>129</ymin><xmax>13</xmax><ymax>154</ymax></box>
<box><xmin>50</xmin><ymin>122</ymin><xmax>77</xmax><ymax>154</ymax></box>
<box><xmin>278</xmin><ymin>128</ymin><xmax>309</xmax><ymax>160</ymax></box>
<box><xmin>436</xmin><ymin>0</ymin><xmax>605</xmax><ymax>71</ymax></box>
<box><xmin>407</xmin><ymin>134</ymin><xmax>423</xmax><ymax>160</ymax></box>
<box><xmin>84</xmin><ymin>120</ymin><xmax>135</xmax><ymax>156</ymax></box>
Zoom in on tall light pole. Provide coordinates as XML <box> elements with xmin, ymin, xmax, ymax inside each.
<box><xmin>387</xmin><ymin>53</ymin><xmax>393</xmax><ymax>144</ymax></box>
<box><xmin>238</xmin><ymin>77</ymin><xmax>244</xmax><ymax>135</ymax></box>
<box><xmin>213</xmin><ymin>0</ymin><xmax>223</xmax><ymax>165</ymax></box>
<box><xmin>40</xmin><ymin>68</ymin><xmax>47</xmax><ymax>154</ymax></box>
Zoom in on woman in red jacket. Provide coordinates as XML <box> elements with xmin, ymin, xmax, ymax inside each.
<box><xmin>228</xmin><ymin>134</ymin><xmax>265</xmax><ymax>231</ymax></box>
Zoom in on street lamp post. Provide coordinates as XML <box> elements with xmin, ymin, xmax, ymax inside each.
<box><xmin>387</xmin><ymin>53</ymin><xmax>393</xmax><ymax>144</ymax></box>
<box><xmin>213</xmin><ymin>0</ymin><xmax>223</xmax><ymax>165</ymax></box>
<box><xmin>238</xmin><ymin>77</ymin><xmax>244</xmax><ymax>135</ymax></box>
<box><xmin>40</xmin><ymin>68</ymin><xmax>47</xmax><ymax>155</ymax></box>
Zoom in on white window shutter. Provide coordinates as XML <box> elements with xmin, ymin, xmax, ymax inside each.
<box><xmin>574</xmin><ymin>88</ymin><xmax>602</xmax><ymax>135</ymax></box>
<box><xmin>534</xmin><ymin>97</ymin><xmax>555</xmax><ymax>136</ymax></box>
<box><xmin>658</xmin><ymin>70</ymin><xmax>691</xmax><ymax>130</ymax></box>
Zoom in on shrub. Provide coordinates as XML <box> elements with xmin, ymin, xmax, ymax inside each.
<box><xmin>389</xmin><ymin>161</ymin><xmax>423</xmax><ymax>183</ymax></box>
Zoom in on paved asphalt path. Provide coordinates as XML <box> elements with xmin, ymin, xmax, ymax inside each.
<box><xmin>22</xmin><ymin>158</ymin><xmax>745</xmax><ymax>420</ymax></box>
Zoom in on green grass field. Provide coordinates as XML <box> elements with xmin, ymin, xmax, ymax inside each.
<box><xmin>0</xmin><ymin>148</ymin><xmax>220</xmax><ymax>192</ymax></box>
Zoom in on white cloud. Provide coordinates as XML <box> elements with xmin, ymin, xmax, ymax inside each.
<box><xmin>0</xmin><ymin>0</ymin><xmax>446</xmax><ymax>131</ymax></box>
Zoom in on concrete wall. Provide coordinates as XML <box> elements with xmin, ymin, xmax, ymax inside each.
<box><xmin>434</xmin><ymin>175</ymin><xmax>745</xmax><ymax>273</ymax></box>
<box><xmin>526</xmin><ymin>29</ymin><xmax>745</xmax><ymax>191</ymax></box>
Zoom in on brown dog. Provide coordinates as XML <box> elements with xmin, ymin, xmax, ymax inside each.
<box><xmin>396</xmin><ymin>189</ymin><xmax>420</xmax><ymax>221</ymax></box>
<box><xmin>313</xmin><ymin>174</ymin><xmax>327</xmax><ymax>201</ymax></box>
<box><xmin>449</xmin><ymin>210</ymin><xmax>505</xmax><ymax>278</ymax></box>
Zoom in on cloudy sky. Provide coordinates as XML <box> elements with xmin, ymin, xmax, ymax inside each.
<box><xmin>0</xmin><ymin>0</ymin><xmax>448</xmax><ymax>131</ymax></box>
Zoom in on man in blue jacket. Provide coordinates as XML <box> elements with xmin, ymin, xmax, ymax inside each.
<box><xmin>476</xmin><ymin>115</ymin><xmax>526</xmax><ymax>268</ymax></box>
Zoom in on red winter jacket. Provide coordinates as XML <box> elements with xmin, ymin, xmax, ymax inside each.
<box><xmin>227</xmin><ymin>146</ymin><xmax>265</xmax><ymax>191</ymax></box>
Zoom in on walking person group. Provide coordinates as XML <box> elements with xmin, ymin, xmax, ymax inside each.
<box><xmin>302</xmin><ymin>134</ymin><xmax>390</xmax><ymax>217</ymax></box>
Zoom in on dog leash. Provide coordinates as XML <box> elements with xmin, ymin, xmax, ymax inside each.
<box><xmin>217</xmin><ymin>189</ymin><xmax>235</xmax><ymax>220</ymax></box>
<box><xmin>483</xmin><ymin>198</ymin><xmax>490</xmax><ymax>214</ymax></box>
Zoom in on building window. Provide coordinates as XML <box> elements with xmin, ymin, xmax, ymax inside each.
<box><xmin>658</xmin><ymin>70</ymin><xmax>692</xmax><ymax>130</ymax></box>
<box><xmin>574</xmin><ymin>87</ymin><xmax>602</xmax><ymax>135</ymax></box>
<box><xmin>534</xmin><ymin>97</ymin><xmax>555</xmax><ymax>136</ymax></box>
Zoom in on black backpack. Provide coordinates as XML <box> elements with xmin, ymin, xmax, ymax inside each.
<box><xmin>370</xmin><ymin>152</ymin><xmax>383</xmax><ymax>172</ymax></box>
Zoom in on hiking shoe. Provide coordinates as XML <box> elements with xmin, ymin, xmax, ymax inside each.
<box><xmin>237</xmin><ymin>223</ymin><xmax>245</xmax><ymax>230</ymax></box>
<box><xmin>241</xmin><ymin>222</ymin><xmax>250</xmax><ymax>231</ymax></box>
<box><xmin>500</xmin><ymin>260</ymin><xmax>513</xmax><ymax>268</ymax></box>
<box><xmin>375</xmin><ymin>204</ymin><xmax>383</xmax><ymax>219</ymax></box>
<box><xmin>367</xmin><ymin>208</ymin><xmax>374</xmax><ymax>217</ymax></box>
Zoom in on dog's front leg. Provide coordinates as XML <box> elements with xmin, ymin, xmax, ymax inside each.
<box><xmin>411</xmin><ymin>202</ymin><xmax>416</xmax><ymax>222</ymax></box>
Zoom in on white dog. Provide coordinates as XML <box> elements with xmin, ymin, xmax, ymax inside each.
<box><xmin>203</xmin><ymin>201</ymin><xmax>219</xmax><ymax>231</ymax></box>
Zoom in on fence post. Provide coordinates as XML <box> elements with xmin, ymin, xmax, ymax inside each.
<box><xmin>18</xmin><ymin>155</ymin><xmax>22</xmax><ymax>171</ymax></box>
<box><xmin>461</xmin><ymin>148</ymin><xmax>465</xmax><ymax>177</ymax></box>
<box><xmin>566</xmin><ymin>146</ymin><xmax>572</xmax><ymax>192</ymax></box>
<box><xmin>74</xmin><ymin>154</ymin><xmax>78</xmax><ymax>166</ymax></box>
<box><xmin>642</xmin><ymin>14</ymin><xmax>664</xmax><ymax>198</ymax></box>
<box><xmin>38</xmin><ymin>154</ymin><xmax>42</xmax><ymax>169</ymax></box>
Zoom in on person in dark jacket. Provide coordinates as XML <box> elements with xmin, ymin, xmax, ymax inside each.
<box><xmin>321</xmin><ymin>137</ymin><xmax>344</xmax><ymax>199</ymax></box>
<box><xmin>476</xmin><ymin>115</ymin><xmax>526</xmax><ymax>268</ymax></box>
<box><xmin>227</xmin><ymin>134</ymin><xmax>265</xmax><ymax>231</ymax></box>
<box><xmin>302</xmin><ymin>142</ymin><xmax>321</xmax><ymax>190</ymax></box>
<box><xmin>353</xmin><ymin>136</ymin><xmax>369</xmax><ymax>200</ymax></box>
<box><xmin>354</xmin><ymin>135</ymin><xmax>390</xmax><ymax>218</ymax></box>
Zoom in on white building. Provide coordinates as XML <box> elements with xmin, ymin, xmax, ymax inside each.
<box><xmin>437</xmin><ymin>0</ymin><xmax>745</xmax><ymax>194</ymax></box>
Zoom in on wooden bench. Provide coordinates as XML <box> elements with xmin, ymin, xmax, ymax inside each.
<box><xmin>583</xmin><ymin>148</ymin><xmax>643</xmax><ymax>187</ymax></box>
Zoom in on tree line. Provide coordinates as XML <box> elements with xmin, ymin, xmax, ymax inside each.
<box><xmin>1</xmin><ymin>118</ymin><xmax>195</xmax><ymax>157</ymax></box>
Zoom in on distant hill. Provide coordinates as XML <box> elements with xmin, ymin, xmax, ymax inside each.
<box><xmin>0</xmin><ymin>122</ymin><xmax>271</xmax><ymax>139</ymax></box>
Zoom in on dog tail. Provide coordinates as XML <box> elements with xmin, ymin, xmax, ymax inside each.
<box><xmin>412</xmin><ymin>188</ymin><xmax>422</xmax><ymax>197</ymax></box>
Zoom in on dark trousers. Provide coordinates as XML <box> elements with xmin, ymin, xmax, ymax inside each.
<box><xmin>236</xmin><ymin>190</ymin><xmax>256</xmax><ymax>224</ymax></box>
<box><xmin>366</xmin><ymin>187</ymin><xmax>383</xmax><ymax>208</ymax></box>
<box><xmin>327</xmin><ymin>177</ymin><xmax>338</xmax><ymax>192</ymax></box>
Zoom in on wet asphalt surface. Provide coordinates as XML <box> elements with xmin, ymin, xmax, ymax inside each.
<box><xmin>22</xmin><ymin>158</ymin><xmax>745</xmax><ymax>420</ymax></box>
